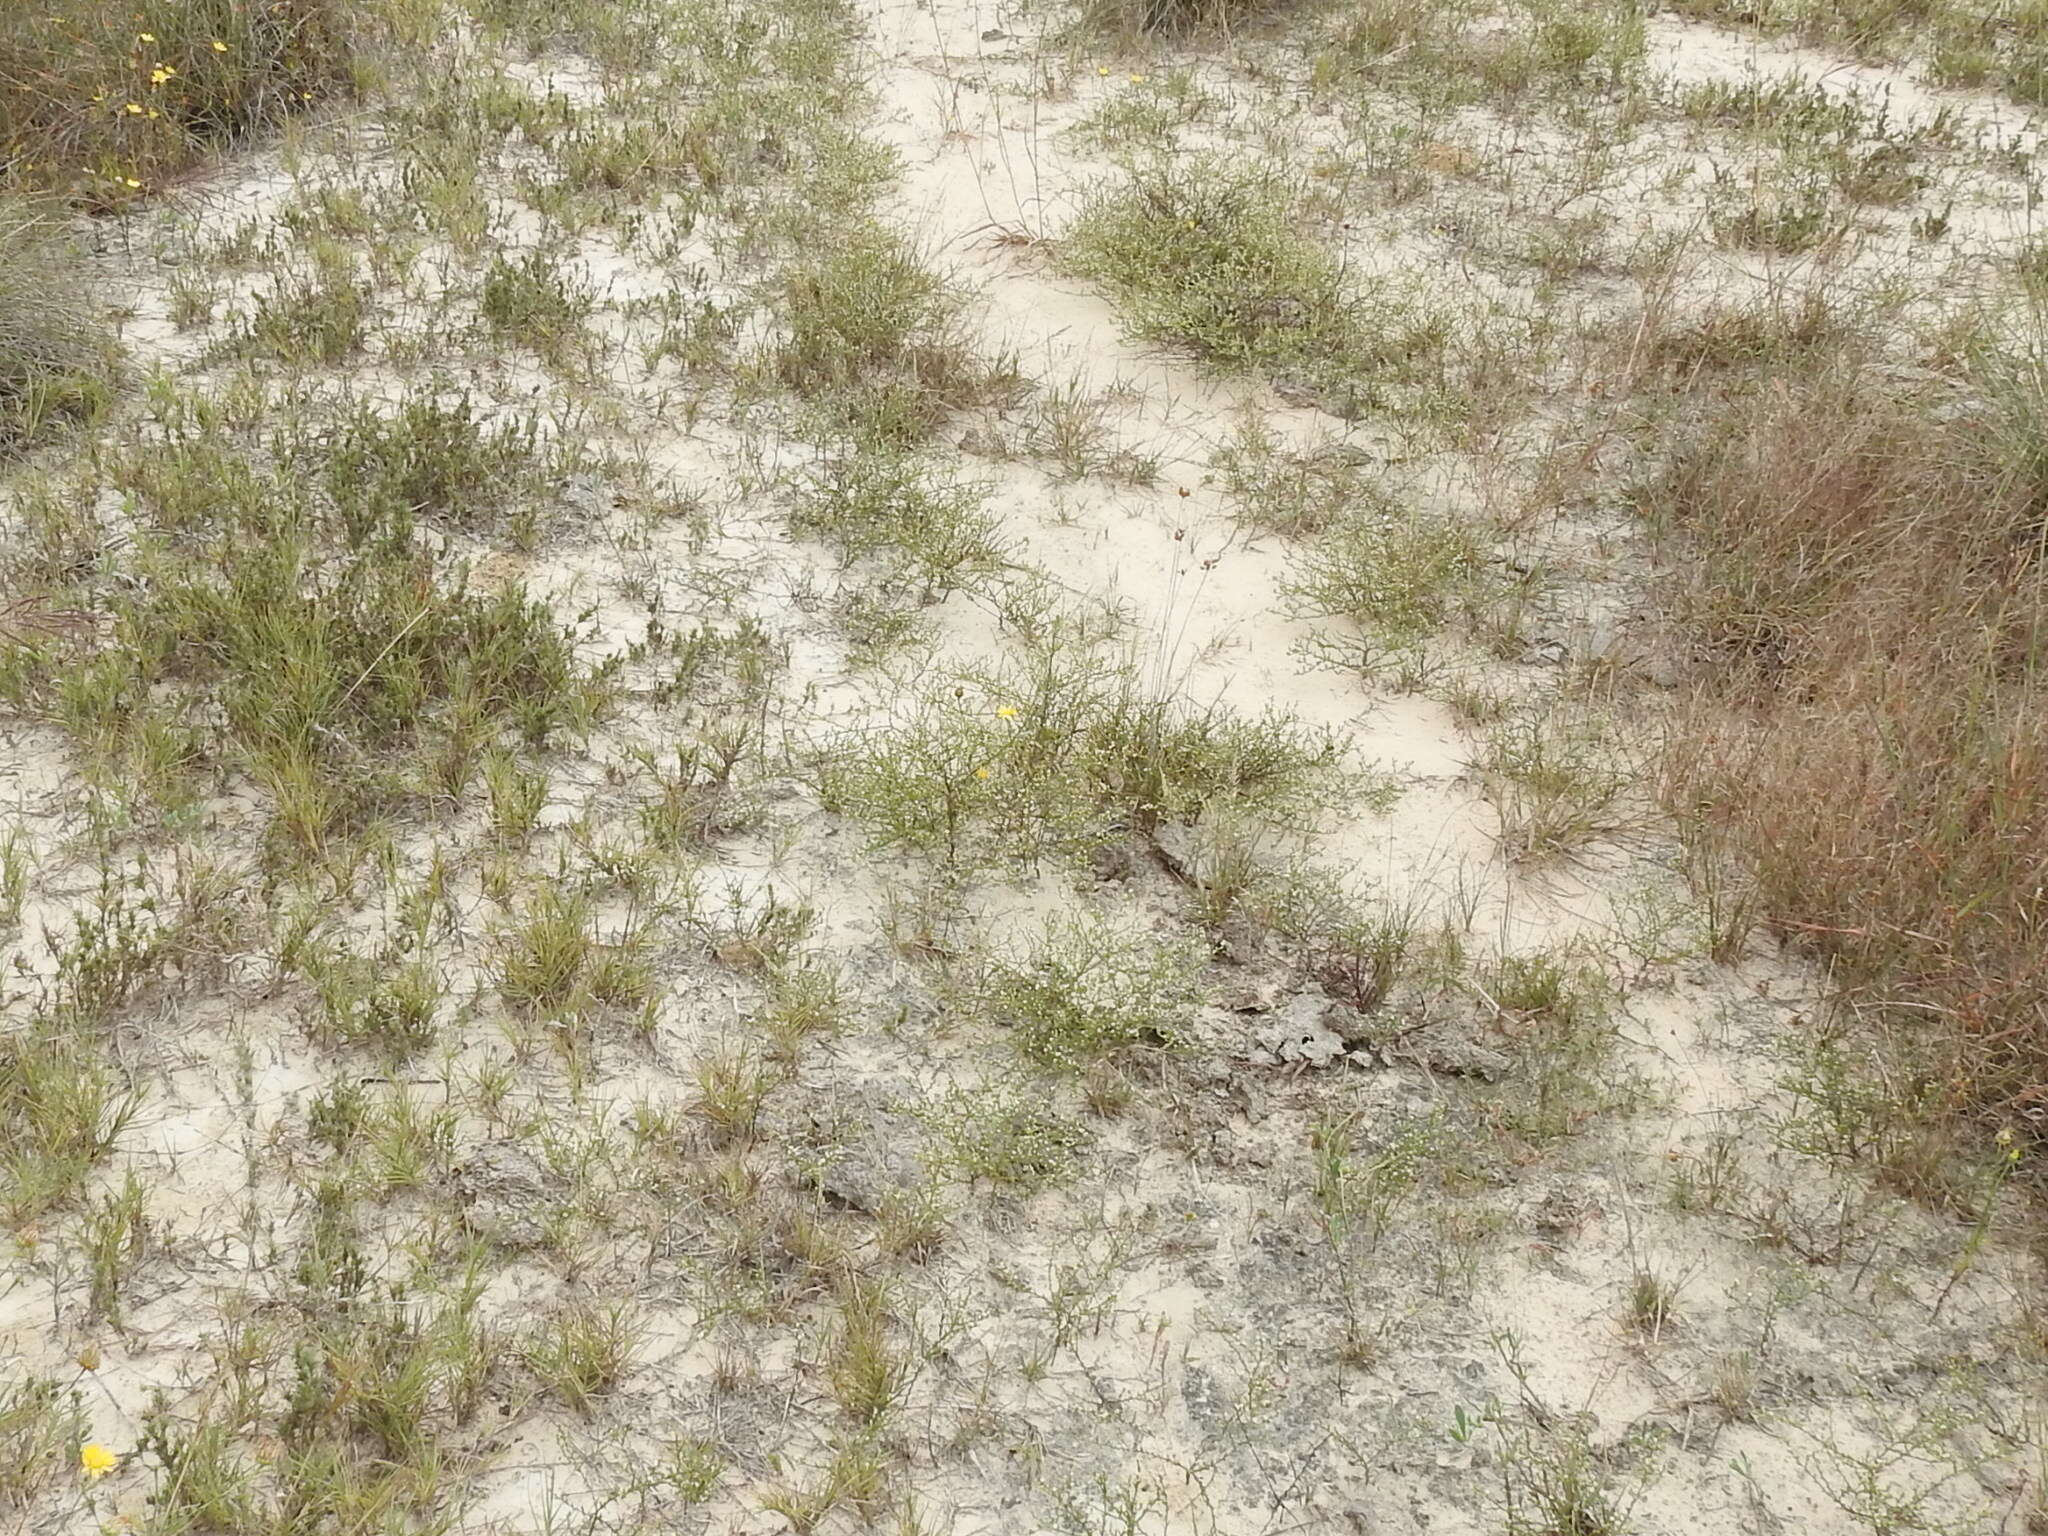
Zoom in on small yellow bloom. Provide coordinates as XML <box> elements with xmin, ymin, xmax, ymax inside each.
<box><xmin>974</xmin><ymin>767</ymin><xmax>992</xmax><ymax>780</ymax></box>
<box><xmin>125</xmin><ymin>102</ymin><xmax>143</xmax><ymax>113</ymax></box>
<box><xmin>151</xmin><ymin>68</ymin><xmax>173</xmax><ymax>84</ymax></box>
<box><xmin>1129</xmin><ymin>73</ymin><xmax>1145</xmax><ymax>82</ymax></box>
<box><xmin>995</xmin><ymin>704</ymin><xmax>1018</xmax><ymax>719</ymax></box>
<box><xmin>81</xmin><ymin>1444</ymin><xmax>117</xmax><ymax>1480</ymax></box>
<box><xmin>137</xmin><ymin>31</ymin><xmax>156</xmax><ymax>41</ymax></box>
<box><xmin>211</xmin><ymin>38</ymin><xmax>229</xmax><ymax>50</ymax></box>
<box><xmin>1096</xmin><ymin>65</ymin><xmax>1109</xmax><ymax>76</ymax></box>
<box><xmin>123</xmin><ymin>177</ymin><xmax>142</xmax><ymax>188</ymax></box>
<box><xmin>147</xmin><ymin>109</ymin><xmax>160</xmax><ymax>119</ymax></box>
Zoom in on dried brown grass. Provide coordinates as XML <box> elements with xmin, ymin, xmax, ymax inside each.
<box><xmin>1642</xmin><ymin>292</ymin><xmax>2048</xmax><ymax>1147</ymax></box>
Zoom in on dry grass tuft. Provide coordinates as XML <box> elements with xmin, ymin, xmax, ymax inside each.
<box><xmin>1642</xmin><ymin>293</ymin><xmax>2048</xmax><ymax>1148</ymax></box>
<box><xmin>0</xmin><ymin>199</ymin><xmax>115</xmax><ymax>452</ymax></box>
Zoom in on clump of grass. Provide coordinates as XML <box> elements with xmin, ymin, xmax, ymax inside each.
<box><xmin>0</xmin><ymin>201</ymin><xmax>116</xmax><ymax>452</ymax></box>
<box><xmin>0</xmin><ymin>0</ymin><xmax>374</xmax><ymax>210</ymax></box>
<box><xmin>1257</xmin><ymin>871</ymin><xmax>1429</xmax><ymax>1013</ymax></box>
<box><xmin>1213</xmin><ymin>416</ymin><xmax>1374</xmax><ymax>537</ymax></box>
<box><xmin>1063</xmin><ymin>162</ymin><xmax>1364</xmax><ymax>390</ymax></box>
<box><xmin>826</xmin><ymin>1277</ymin><xmax>908</xmax><ymax>1427</ymax></box>
<box><xmin>1625</xmin><ymin>1266</ymin><xmax>1682</xmax><ymax>1338</ymax></box>
<box><xmin>823</xmin><ymin>639</ymin><xmax>1351</xmax><ymax>870</ymax></box>
<box><xmin>493</xmin><ymin>884</ymin><xmax>652</xmax><ymax>1022</ymax></box>
<box><xmin>1641</xmin><ymin>294</ymin><xmax>2048</xmax><ymax>1144</ymax></box>
<box><xmin>0</xmin><ymin>1379</ymin><xmax>86</xmax><ymax>1506</ymax></box>
<box><xmin>982</xmin><ymin>909</ymin><xmax>1206</xmax><ymax>1070</ymax></box>
<box><xmin>774</xmin><ymin>226</ymin><xmax>1011</xmax><ymax>445</ymax></box>
<box><xmin>1285</xmin><ymin>495</ymin><xmax>1486</xmax><ymax>675</ymax></box>
<box><xmin>229</xmin><ymin>244</ymin><xmax>370</xmax><ymax>364</ymax></box>
<box><xmin>1</xmin><ymin>406</ymin><xmax>609</xmax><ymax>849</ymax></box>
<box><xmin>480</xmin><ymin>248</ymin><xmax>595</xmax><ymax>365</ymax></box>
<box><xmin>1478</xmin><ymin>709</ymin><xmax>1635</xmax><ymax>862</ymax></box>
<box><xmin>790</xmin><ymin>447</ymin><xmax>1008</xmax><ymax>604</ymax></box>
<box><xmin>322</xmin><ymin>389</ymin><xmax>574</xmax><ymax>546</ymax></box>
<box><xmin>1312</xmin><ymin>0</ymin><xmax>1642</xmax><ymax>114</ymax></box>
<box><xmin>526</xmin><ymin>1300</ymin><xmax>639</xmax><ymax>1413</ymax></box>
<box><xmin>1</xmin><ymin>1024</ymin><xmax>141</xmax><ymax>1222</ymax></box>
<box><xmin>919</xmin><ymin>1081</ymin><xmax>1090</xmax><ymax>1191</ymax></box>
<box><xmin>1076</xmin><ymin>0</ymin><xmax>1291</xmax><ymax>40</ymax></box>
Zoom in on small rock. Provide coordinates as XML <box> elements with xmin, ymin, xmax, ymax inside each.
<box><xmin>1396</xmin><ymin>1022</ymin><xmax>1510</xmax><ymax>1082</ymax></box>
<box><xmin>1215</xmin><ymin>910</ymin><xmax>1262</xmax><ymax>966</ymax></box>
<box><xmin>1216</xmin><ymin>980</ymin><xmax>1272</xmax><ymax>1013</ymax></box>
<box><xmin>818</xmin><ymin>1131</ymin><xmax>924</xmax><ymax>1215</ymax></box>
<box><xmin>1090</xmin><ymin>841</ymin><xmax>1136</xmax><ymax>882</ymax></box>
<box><xmin>454</xmin><ymin>1140</ymin><xmax>559</xmax><ymax>1251</ymax></box>
<box><xmin>1318</xmin><ymin>998</ymin><xmax>1372</xmax><ymax>1048</ymax></box>
<box><xmin>1246</xmin><ymin>993</ymin><xmax>1358</xmax><ymax>1068</ymax></box>
<box><xmin>1252</xmin><ymin>1020</ymin><xmax>1347</xmax><ymax>1070</ymax></box>
<box><xmin>1150</xmin><ymin>822</ymin><xmax>1199</xmax><ymax>880</ymax></box>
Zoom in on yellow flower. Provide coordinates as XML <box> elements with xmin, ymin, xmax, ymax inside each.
<box><xmin>137</xmin><ymin>31</ymin><xmax>156</xmax><ymax>41</ymax></box>
<box><xmin>974</xmin><ymin>767</ymin><xmax>992</xmax><ymax>780</ymax></box>
<box><xmin>80</xmin><ymin>1444</ymin><xmax>117</xmax><ymax>1480</ymax></box>
<box><xmin>123</xmin><ymin>177</ymin><xmax>142</xmax><ymax>188</ymax></box>
<box><xmin>1129</xmin><ymin>73</ymin><xmax>1145</xmax><ymax>82</ymax></box>
<box><xmin>211</xmin><ymin>38</ymin><xmax>228</xmax><ymax>51</ymax></box>
<box><xmin>1096</xmin><ymin>65</ymin><xmax>1109</xmax><ymax>75</ymax></box>
<box><xmin>995</xmin><ymin>704</ymin><xmax>1018</xmax><ymax>719</ymax></box>
<box><xmin>150</xmin><ymin>67</ymin><xmax>173</xmax><ymax>84</ymax></box>
<box><xmin>124</xmin><ymin>102</ymin><xmax>143</xmax><ymax>113</ymax></box>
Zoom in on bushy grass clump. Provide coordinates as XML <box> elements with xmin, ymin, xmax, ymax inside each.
<box><xmin>823</xmin><ymin>634</ymin><xmax>1355</xmax><ymax>870</ymax></box>
<box><xmin>1076</xmin><ymin>0</ymin><xmax>1293</xmax><ymax>40</ymax></box>
<box><xmin>0</xmin><ymin>394</ymin><xmax>607</xmax><ymax>854</ymax></box>
<box><xmin>1063</xmin><ymin>162</ymin><xmax>1359</xmax><ymax>379</ymax></box>
<box><xmin>774</xmin><ymin>225</ymin><xmax>1015</xmax><ymax>445</ymax></box>
<box><xmin>983</xmin><ymin>910</ymin><xmax>1206</xmax><ymax>1070</ymax></box>
<box><xmin>1</xmin><ymin>0</ymin><xmax>380</xmax><ymax>210</ymax></box>
<box><xmin>0</xmin><ymin>200</ymin><xmax>116</xmax><ymax>453</ymax></box>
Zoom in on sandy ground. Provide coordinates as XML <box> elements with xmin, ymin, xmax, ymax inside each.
<box><xmin>1</xmin><ymin>0</ymin><xmax>2043</xmax><ymax>1532</ymax></box>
